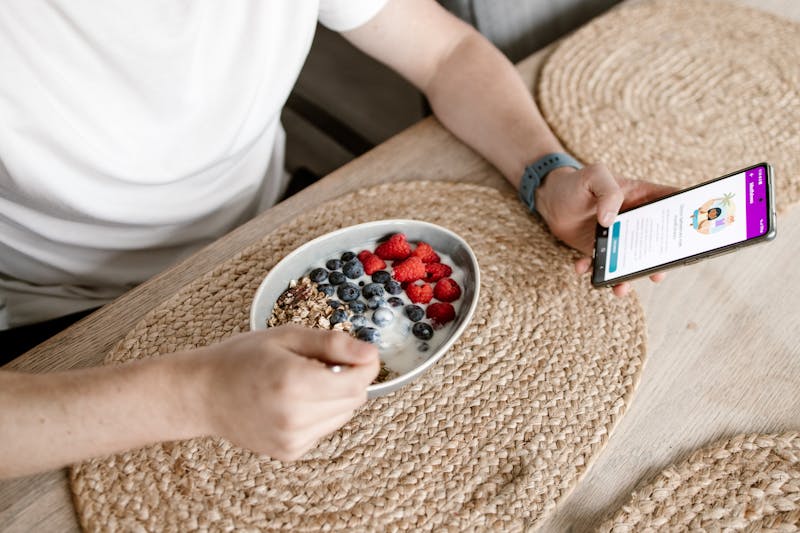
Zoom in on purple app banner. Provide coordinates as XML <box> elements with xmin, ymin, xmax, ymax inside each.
<box><xmin>745</xmin><ymin>166</ymin><xmax>768</xmax><ymax>239</ymax></box>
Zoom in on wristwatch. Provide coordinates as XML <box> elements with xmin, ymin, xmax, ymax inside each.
<box><xmin>518</xmin><ymin>152</ymin><xmax>583</xmax><ymax>217</ymax></box>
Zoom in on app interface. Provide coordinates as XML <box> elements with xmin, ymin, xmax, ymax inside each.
<box><xmin>600</xmin><ymin>165</ymin><xmax>769</xmax><ymax>281</ymax></box>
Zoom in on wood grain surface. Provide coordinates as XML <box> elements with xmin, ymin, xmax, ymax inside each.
<box><xmin>2</xmin><ymin>1</ymin><xmax>798</xmax><ymax>531</ymax></box>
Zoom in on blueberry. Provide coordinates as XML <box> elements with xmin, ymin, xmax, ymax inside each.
<box><xmin>326</xmin><ymin>259</ymin><xmax>343</xmax><ymax>271</ymax></box>
<box><xmin>412</xmin><ymin>322</ymin><xmax>433</xmax><ymax>340</ymax></box>
<box><xmin>418</xmin><ymin>342</ymin><xmax>430</xmax><ymax>352</ymax></box>
<box><xmin>372</xmin><ymin>270</ymin><xmax>391</xmax><ymax>284</ymax></box>
<box><xmin>337</xmin><ymin>282</ymin><xmax>360</xmax><ymax>302</ymax></box>
<box><xmin>372</xmin><ymin>307</ymin><xmax>394</xmax><ymax>328</ymax></box>
<box><xmin>405</xmin><ymin>304</ymin><xmax>425</xmax><ymax>322</ymax></box>
<box><xmin>342</xmin><ymin>259</ymin><xmax>364</xmax><ymax>279</ymax></box>
<box><xmin>356</xmin><ymin>326</ymin><xmax>381</xmax><ymax>344</ymax></box>
<box><xmin>330</xmin><ymin>309</ymin><xmax>349</xmax><ymax>325</ymax></box>
<box><xmin>341</xmin><ymin>251</ymin><xmax>356</xmax><ymax>262</ymax></box>
<box><xmin>387</xmin><ymin>297</ymin><xmax>404</xmax><ymax>307</ymax></box>
<box><xmin>328</xmin><ymin>271</ymin><xmax>346</xmax><ymax>285</ymax></box>
<box><xmin>350</xmin><ymin>314</ymin><xmax>368</xmax><ymax>329</ymax></box>
<box><xmin>359</xmin><ymin>281</ymin><xmax>365</xmax><ymax>287</ymax></box>
<box><xmin>318</xmin><ymin>284</ymin><xmax>335</xmax><ymax>297</ymax></box>
<box><xmin>309</xmin><ymin>268</ymin><xmax>328</xmax><ymax>283</ymax></box>
<box><xmin>348</xmin><ymin>301</ymin><xmax>366</xmax><ymax>314</ymax></box>
<box><xmin>385</xmin><ymin>280</ymin><xmax>402</xmax><ymax>295</ymax></box>
<box><xmin>328</xmin><ymin>300</ymin><xmax>341</xmax><ymax>309</ymax></box>
<box><xmin>362</xmin><ymin>283</ymin><xmax>385</xmax><ymax>299</ymax></box>
<box><xmin>367</xmin><ymin>295</ymin><xmax>386</xmax><ymax>309</ymax></box>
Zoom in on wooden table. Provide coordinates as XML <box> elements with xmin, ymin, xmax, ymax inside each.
<box><xmin>2</xmin><ymin>1</ymin><xmax>798</xmax><ymax>531</ymax></box>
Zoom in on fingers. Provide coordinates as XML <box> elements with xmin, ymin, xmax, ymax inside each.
<box><xmin>649</xmin><ymin>272</ymin><xmax>666</xmax><ymax>283</ymax></box>
<box><xmin>612</xmin><ymin>282</ymin><xmax>631</xmax><ymax>297</ymax></box>
<box><xmin>574</xmin><ymin>256</ymin><xmax>592</xmax><ymax>274</ymax></box>
<box><xmin>584</xmin><ymin>164</ymin><xmax>625</xmax><ymax>227</ymax></box>
<box><xmin>274</xmin><ymin>326</ymin><xmax>379</xmax><ymax>366</ymax></box>
<box><xmin>620</xmin><ymin>179</ymin><xmax>678</xmax><ymax>211</ymax></box>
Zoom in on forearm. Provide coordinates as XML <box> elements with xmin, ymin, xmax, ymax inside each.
<box><xmin>424</xmin><ymin>31</ymin><xmax>565</xmax><ymax>187</ymax></box>
<box><xmin>0</xmin><ymin>353</ymin><xmax>209</xmax><ymax>479</ymax></box>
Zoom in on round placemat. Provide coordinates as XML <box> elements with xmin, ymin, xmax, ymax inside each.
<box><xmin>70</xmin><ymin>181</ymin><xmax>647</xmax><ymax>532</ymax></box>
<box><xmin>538</xmin><ymin>0</ymin><xmax>800</xmax><ymax>208</ymax></box>
<box><xmin>599</xmin><ymin>432</ymin><xmax>800</xmax><ymax>532</ymax></box>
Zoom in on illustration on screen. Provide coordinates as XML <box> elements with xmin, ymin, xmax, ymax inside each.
<box><xmin>689</xmin><ymin>192</ymin><xmax>736</xmax><ymax>235</ymax></box>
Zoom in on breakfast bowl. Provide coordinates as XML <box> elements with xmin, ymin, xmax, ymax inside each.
<box><xmin>250</xmin><ymin>219</ymin><xmax>480</xmax><ymax>397</ymax></box>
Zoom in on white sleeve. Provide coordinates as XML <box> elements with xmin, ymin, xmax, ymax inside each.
<box><xmin>317</xmin><ymin>0</ymin><xmax>389</xmax><ymax>32</ymax></box>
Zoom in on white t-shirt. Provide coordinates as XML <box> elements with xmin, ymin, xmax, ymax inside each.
<box><xmin>0</xmin><ymin>0</ymin><xmax>388</xmax><ymax>328</ymax></box>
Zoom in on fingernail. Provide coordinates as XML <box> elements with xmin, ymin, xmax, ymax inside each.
<box><xmin>603</xmin><ymin>212</ymin><xmax>615</xmax><ymax>226</ymax></box>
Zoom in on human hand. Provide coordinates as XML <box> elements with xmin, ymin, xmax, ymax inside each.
<box><xmin>193</xmin><ymin>325</ymin><xmax>379</xmax><ymax>461</ymax></box>
<box><xmin>535</xmin><ymin>163</ymin><xmax>677</xmax><ymax>297</ymax></box>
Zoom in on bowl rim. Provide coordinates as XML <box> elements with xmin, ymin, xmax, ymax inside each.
<box><xmin>249</xmin><ymin>218</ymin><xmax>481</xmax><ymax>395</ymax></box>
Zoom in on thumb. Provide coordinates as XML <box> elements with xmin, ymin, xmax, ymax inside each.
<box><xmin>277</xmin><ymin>326</ymin><xmax>379</xmax><ymax>367</ymax></box>
<box><xmin>585</xmin><ymin>164</ymin><xmax>624</xmax><ymax>227</ymax></box>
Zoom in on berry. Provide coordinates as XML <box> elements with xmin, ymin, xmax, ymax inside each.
<box><xmin>375</xmin><ymin>233</ymin><xmax>412</xmax><ymax>260</ymax></box>
<box><xmin>348</xmin><ymin>301</ymin><xmax>366</xmax><ymax>314</ymax></box>
<box><xmin>412</xmin><ymin>242</ymin><xmax>440</xmax><ymax>263</ymax></box>
<box><xmin>367</xmin><ymin>295</ymin><xmax>386</xmax><ymax>309</ymax></box>
<box><xmin>405</xmin><ymin>304</ymin><xmax>425</xmax><ymax>322</ymax></box>
<box><xmin>424</xmin><ymin>263</ymin><xmax>453</xmax><ymax>282</ymax></box>
<box><xmin>384</xmin><ymin>280</ymin><xmax>402</xmax><ymax>295</ymax></box>
<box><xmin>434</xmin><ymin>278</ymin><xmax>462</xmax><ymax>302</ymax></box>
<box><xmin>342</xmin><ymin>259</ymin><xmax>364</xmax><ymax>279</ymax></box>
<box><xmin>328</xmin><ymin>300</ymin><xmax>341</xmax><ymax>309</ymax></box>
<box><xmin>330</xmin><ymin>309</ymin><xmax>348</xmax><ymax>325</ymax></box>
<box><xmin>350</xmin><ymin>314</ymin><xmax>368</xmax><ymax>329</ymax></box>
<box><xmin>326</xmin><ymin>259</ymin><xmax>342</xmax><ymax>271</ymax></box>
<box><xmin>412</xmin><ymin>322</ymin><xmax>433</xmax><ymax>340</ymax></box>
<box><xmin>358</xmin><ymin>250</ymin><xmax>387</xmax><ymax>276</ymax></box>
<box><xmin>318</xmin><ymin>284</ymin><xmax>335</xmax><ymax>297</ymax></box>
<box><xmin>356</xmin><ymin>327</ymin><xmax>381</xmax><ymax>344</ymax></box>
<box><xmin>337</xmin><ymin>282</ymin><xmax>360</xmax><ymax>302</ymax></box>
<box><xmin>309</xmin><ymin>268</ymin><xmax>328</xmax><ymax>283</ymax></box>
<box><xmin>418</xmin><ymin>342</ymin><xmax>430</xmax><ymax>352</ymax></box>
<box><xmin>362</xmin><ymin>283</ymin><xmax>385</xmax><ymax>299</ymax></box>
<box><xmin>406</xmin><ymin>282</ymin><xmax>433</xmax><ymax>304</ymax></box>
<box><xmin>371</xmin><ymin>270</ymin><xmax>391</xmax><ymax>284</ymax></box>
<box><xmin>387</xmin><ymin>296</ymin><xmax>404</xmax><ymax>307</ymax></box>
<box><xmin>328</xmin><ymin>271</ymin><xmax>346</xmax><ymax>285</ymax></box>
<box><xmin>372</xmin><ymin>307</ymin><xmax>394</xmax><ymax>328</ymax></box>
<box><xmin>341</xmin><ymin>251</ymin><xmax>356</xmax><ymax>262</ymax></box>
<box><xmin>393</xmin><ymin>256</ymin><xmax>426</xmax><ymax>283</ymax></box>
<box><xmin>426</xmin><ymin>302</ymin><xmax>456</xmax><ymax>326</ymax></box>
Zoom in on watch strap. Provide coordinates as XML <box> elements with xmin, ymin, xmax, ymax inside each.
<box><xmin>518</xmin><ymin>152</ymin><xmax>583</xmax><ymax>215</ymax></box>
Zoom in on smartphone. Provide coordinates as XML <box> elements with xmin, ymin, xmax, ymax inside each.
<box><xmin>592</xmin><ymin>162</ymin><xmax>777</xmax><ymax>287</ymax></box>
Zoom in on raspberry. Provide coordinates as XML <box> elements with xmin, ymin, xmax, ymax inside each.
<box><xmin>433</xmin><ymin>278</ymin><xmax>461</xmax><ymax>302</ymax></box>
<box><xmin>411</xmin><ymin>241</ymin><xmax>440</xmax><ymax>263</ymax></box>
<box><xmin>405</xmin><ymin>282</ymin><xmax>433</xmax><ymax>304</ymax></box>
<box><xmin>392</xmin><ymin>256</ymin><xmax>426</xmax><ymax>283</ymax></box>
<box><xmin>426</xmin><ymin>302</ymin><xmax>456</xmax><ymax>326</ymax></box>
<box><xmin>424</xmin><ymin>262</ymin><xmax>452</xmax><ymax>282</ymax></box>
<box><xmin>357</xmin><ymin>250</ymin><xmax>386</xmax><ymax>275</ymax></box>
<box><xmin>375</xmin><ymin>233</ymin><xmax>412</xmax><ymax>260</ymax></box>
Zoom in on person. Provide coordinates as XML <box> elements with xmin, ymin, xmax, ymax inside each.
<box><xmin>0</xmin><ymin>0</ymin><xmax>672</xmax><ymax>479</ymax></box>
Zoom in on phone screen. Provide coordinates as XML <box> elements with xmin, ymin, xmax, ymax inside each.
<box><xmin>594</xmin><ymin>163</ymin><xmax>771</xmax><ymax>284</ymax></box>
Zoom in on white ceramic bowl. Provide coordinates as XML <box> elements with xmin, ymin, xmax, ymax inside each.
<box><xmin>250</xmin><ymin>219</ymin><xmax>480</xmax><ymax>397</ymax></box>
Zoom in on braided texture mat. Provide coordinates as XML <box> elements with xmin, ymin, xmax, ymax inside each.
<box><xmin>70</xmin><ymin>182</ymin><xmax>647</xmax><ymax>531</ymax></box>
<box><xmin>600</xmin><ymin>432</ymin><xmax>800</xmax><ymax>532</ymax></box>
<box><xmin>538</xmin><ymin>0</ymin><xmax>800</xmax><ymax>208</ymax></box>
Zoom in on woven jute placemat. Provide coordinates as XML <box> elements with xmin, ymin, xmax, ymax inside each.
<box><xmin>599</xmin><ymin>432</ymin><xmax>800</xmax><ymax>532</ymax></box>
<box><xmin>538</xmin><ymin>0</ymin><xmax>800</xmax><ymax>208</ymax></box>
<box><xmin>70</xmin><ymin>182</ymin><xmax>647</xmax><ymax>532</ymax></box>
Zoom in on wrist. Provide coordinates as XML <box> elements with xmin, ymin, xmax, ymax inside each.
<box><xmin>159</xmin><ymin>350</ymin><xmax>218</xmax><ymax>440</ymax></box>
<box><xmin>534</xmin><ymin>166</ymin><xmax>578</xmax><ymax>226</ymax></box>
<box><xmin>518</xmin><ymin>152</ymin><xmax>582</xmax><ymax>218</ymax></box>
